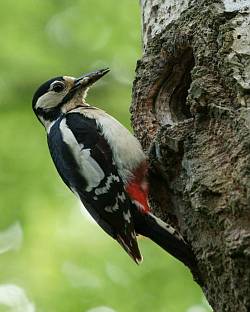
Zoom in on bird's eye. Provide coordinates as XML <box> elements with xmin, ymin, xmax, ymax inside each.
<box><xmin>51</xmin><ymin>82</ymin><xmax>65</xmax><ymax>93</ymax></box>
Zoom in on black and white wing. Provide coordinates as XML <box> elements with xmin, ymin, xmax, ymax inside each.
<box><xmin>47</xmin><ymin>112</ymin><xmax>142</xmax><ymax>263</ymax></box>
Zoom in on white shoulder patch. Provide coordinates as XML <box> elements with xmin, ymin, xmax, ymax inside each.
<box><xmin>59</xmin><ymin>119</ymin><xmax>105</xmax><ymax>192</ymax></box>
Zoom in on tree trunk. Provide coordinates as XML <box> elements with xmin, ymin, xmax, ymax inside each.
<box><xmin>131</xmin><ymin>1</ymin><xmax>250</xmax><ymax>311</ymax></box>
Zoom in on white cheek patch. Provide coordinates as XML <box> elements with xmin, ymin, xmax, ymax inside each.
<box><xmin>35</xmin><ymin>91</ymin><xmax>67</xmax><ymax>110</ymax></box>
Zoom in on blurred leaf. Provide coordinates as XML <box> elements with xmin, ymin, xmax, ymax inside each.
<box><xmin>0</xmin><ymin>284</ymin><xmax>35</xmax><ymax>312</ymax></box>
<box><xmin>0</xmin><ymin>223</ymin><xmax>23</xmax><ymax>254</ymax></box>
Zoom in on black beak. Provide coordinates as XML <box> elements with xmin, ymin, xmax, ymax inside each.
<box><xmin>74</xmin><ymin>68</ymin><xmax>110</xmax><ymax>89</ymax></box>
<box><xmin>60</xmin><ymin>68</ymin><xmax>110</xmax><ymax>106</ymax></box>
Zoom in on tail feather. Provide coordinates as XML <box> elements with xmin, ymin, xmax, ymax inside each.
<box><xmin>133</xmin><ymin>210</ymin><xmax>196</xmax><ymax>267</ymax></box>
<box><xmin>116</xmin><ymin>232</ymin><xmax>143</xmax><ymax>264</ymax></box>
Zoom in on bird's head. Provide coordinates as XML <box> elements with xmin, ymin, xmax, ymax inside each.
<box><xmin>32</xmin><ymin>68</ymin><xmax>109</xmax><ymax>126</ymax></box>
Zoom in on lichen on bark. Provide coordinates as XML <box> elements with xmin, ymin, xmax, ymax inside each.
<box><xmin>131</xmin><ymin>1</ymin><xmax>250</xmax><ymax>311</ymax></box>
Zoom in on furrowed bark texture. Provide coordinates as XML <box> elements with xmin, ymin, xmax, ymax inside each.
<box><xmin>131</xmin><ymin>1</ymin><xmax>250</xmax><ymax>311</ymax></box>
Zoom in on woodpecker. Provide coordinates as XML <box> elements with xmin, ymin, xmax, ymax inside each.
<box><xmin>32</xmin><ymin>68</ymin><xmax>195</xmax><ymax>267</ymax></box>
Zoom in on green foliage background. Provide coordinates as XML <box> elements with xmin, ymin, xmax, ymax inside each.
<box><xmin>0</xmin><ymin>1</ymin><xmax>210</xmax><ymax>312</ymax></box>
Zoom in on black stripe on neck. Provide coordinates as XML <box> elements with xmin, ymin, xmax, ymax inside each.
<box><xmin>36</xmin><ymin>107</ymin><xmax>61</xmax><ymax>123</ymax></box>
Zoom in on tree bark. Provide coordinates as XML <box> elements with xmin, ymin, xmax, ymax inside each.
<box><xmin>131</xmin><ymin>1</ymin><xmax>250</xmax><ymax>311</ymax></box>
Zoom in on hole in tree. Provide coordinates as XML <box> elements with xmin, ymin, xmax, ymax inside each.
<box><xmin>154</xmin><ymin>48</ymin><xmax>195</xmax><ymax>125</ymax></box>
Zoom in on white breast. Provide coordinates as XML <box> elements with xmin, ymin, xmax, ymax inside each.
<box><xmin>71</xmin><ymin>107</ymin><xmax>146</xmax><ymax>183</ymax></box>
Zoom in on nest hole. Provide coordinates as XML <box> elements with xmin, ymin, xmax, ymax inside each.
<box><xmin>154</xmin><ymin>48</ymin><xmax>195</xmax><ymax>125</ymax></box>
